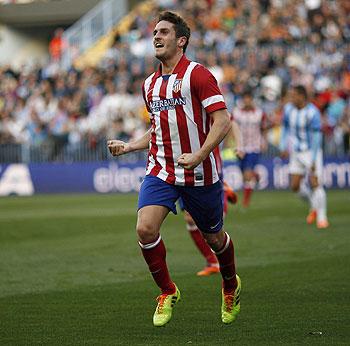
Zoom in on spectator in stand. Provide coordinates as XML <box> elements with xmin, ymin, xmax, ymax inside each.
<box><xmin>49</xmin><ymin>28</ymin><xmax>64</xmax><ymax>63</ymax></box>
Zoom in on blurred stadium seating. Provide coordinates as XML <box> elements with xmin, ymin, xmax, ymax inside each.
<box><xmin>1</xmin><ymin>0</ymin><xmax>350</xmax><ymax>164</ymax></box>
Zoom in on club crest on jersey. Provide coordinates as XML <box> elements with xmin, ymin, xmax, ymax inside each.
<box><xmin>172</xmin><ymin>79</ymin><xmax>183</xmax><ymax>93</ymax></box>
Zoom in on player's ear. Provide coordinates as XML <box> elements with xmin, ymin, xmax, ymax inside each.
<box><xmin>178</xmin><ymin>36</ymin><xmax>187</xmax><ymax>49</ymax></box>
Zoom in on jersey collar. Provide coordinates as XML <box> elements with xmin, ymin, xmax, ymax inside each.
<box><xmin>156</xmin><ymin>54</ymin><xmax>190</xmax><ymax>77</ymax></box>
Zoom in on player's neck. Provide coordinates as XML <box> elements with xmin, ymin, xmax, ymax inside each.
<box><xmin>160</xmin><ymin>52</ymin><xmax>184</xmax><ymax>75</ymax></box>
<box><xmin>296</xmin><ymin>101</ymin><xmax>307</xmax><ymax>109</ymax></box>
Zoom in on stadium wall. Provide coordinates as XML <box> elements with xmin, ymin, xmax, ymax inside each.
<box><xmin>0</xmin><ymin>25</ymin><xmax>48</xmax><ymax>68</ymax></box>
<box><xmin>0</xmin><ymin>159</ymin><xmax>349</xmax><ymax>196</ymax></box>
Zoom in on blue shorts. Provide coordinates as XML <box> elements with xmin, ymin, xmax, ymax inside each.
<box><xmin>239</xmin><ymin>152</ymin><xmax>260</xmax><ymax>172</ymax></box>
<box><xmin>138</xmin><ymin>175</ymin><xmax>224</xmax><ymax>233</ymax></box>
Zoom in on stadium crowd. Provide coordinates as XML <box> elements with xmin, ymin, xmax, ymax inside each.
<box><xmin>0</xmin><ymin>0</ymin><xmax>350</xmax><ymax>161</ymax></box>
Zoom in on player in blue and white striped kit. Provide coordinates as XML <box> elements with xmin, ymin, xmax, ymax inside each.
<box><xmin>280</xmin><ymin>85</ymin><xmax>329</xmax><ymax>229</ymax></box>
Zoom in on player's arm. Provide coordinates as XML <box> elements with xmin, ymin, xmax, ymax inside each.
<box><xmin>177</xmin><ymin>109</ymin><xmax>231</xmax><ymax>170</ymax></box>
<box><xmin>231</xmin><ymin>118</ymin><xmax>245</xmax><ymax>158</ymax></box>
<box><xmin>310</xmin><ymin>108</ymin><xmax>322</xmax><ymax>172</ymax></box>
<box><xmin>310</xmin><ymin>131</ymin><xmax>321</xmax><ymax>165</ymax></box>
<box><xmin>260</xmin><ymin>113</ymin><xmax>269</xmax><ymax>152</ymax></box>
<box><xmin>225</xmin><ymin>116</ymin><xmax>245</xmax><ymax>158</ymax></box>
<box><xmin>107</xmin><ymin>128</ymin><xmax>151</xmax><ymax>156</ymax></box>
<box><xmin>279</xmin><ymin>106</ymin><xmax>289</xmax><ymax>159</ymax></box>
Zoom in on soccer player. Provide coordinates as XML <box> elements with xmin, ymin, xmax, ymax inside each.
<box><xmin>279</xmin><ymin>85</ymin><xmax>329</xmax><ymax>229</ymax></box>
<box><xmin>232</xmin><ymin>89</ymin><xmax>267</xmax><ymax>207</ymax></box>
<box><xmin>108</xmin><ymin>11</ymin><xmax>242</xmax><ymax>326</ymax></box>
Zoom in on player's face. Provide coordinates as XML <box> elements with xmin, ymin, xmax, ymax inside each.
<box><xmin>289</xmin><ymin>89</ymin><xmax>303</xmax><ymax>107</ymax></box>
<box><xmin>242</xmin><ymin>95</ymin><xmax>253</xmax><ymax>108</ymax></box>
<box><xmin>153</xmin><ymin>21</ymin><xmax>178</xmax><ymax>61</ymax></box>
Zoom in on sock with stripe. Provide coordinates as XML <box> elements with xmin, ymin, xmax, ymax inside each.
<box><xmin>312</xmin><ymin>186</ymin><xmax>328</xmax><ymax>222</ymax></box>
<box><xmin>214</xmin><ymin>232</ymin><xmax>237</xmax><ymax>294</ymax></box>
<box><xmin>187</xmin><ymin>223</ymin><xmax>218</xmax><ymax>266</ymax></box>
<box><xmin>139</xmin><ymin>235</ymin><xmax>176</xmax><ymax>295</ymax></box>
<box><xmin>243</xmin><ymin>180</ymin><xmax>255</xmax><ymax>207</ymax></box>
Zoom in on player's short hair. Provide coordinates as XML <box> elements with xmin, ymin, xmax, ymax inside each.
<box><xmin>292</xmin><ymin>85</ymin><xmax>308</xmax><ymax>99</ymax></box>
<box><xmin>158</xmin><ymin>11</ymin><xmax>191</xmax><ymax>53</ymax></box>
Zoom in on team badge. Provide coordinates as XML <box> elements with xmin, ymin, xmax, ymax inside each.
<box><xmin>172</xmin><ymin>79</ymin><xmax>183</xmax><ymax>93</ymax></box>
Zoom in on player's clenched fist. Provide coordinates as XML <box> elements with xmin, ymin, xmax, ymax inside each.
<box><xmin>177</xmin><ymin>152</ymin><xmax>202</xmax><ymax>170</ymax></box>
<box><xmin>107</xmin><ymin>140</ymin><xmax>130</xmax><ymax>156</ymax></box>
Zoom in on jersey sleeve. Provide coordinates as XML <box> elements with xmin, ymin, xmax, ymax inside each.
<box><xmin>190</xmin><ymin>65</ymin><xmax>227</xmax><ymax>114</ymax></box>
<box><xmin>282</xmin><ymin>104</ymin><xmax>290</xmax><ymax>128</ymax></box>
<box><xmin>309</xmin><ymin>106</ymin><xmax>321</xmax><ymax>131</ymax></box>
<box><xmin>279</xmin><ymin>104</ymin><xmax>290</xmax><ymax>151</ymax></box>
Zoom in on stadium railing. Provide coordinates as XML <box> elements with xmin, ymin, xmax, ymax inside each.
<box><xmin>61</xmin><ymin>0</ymin><xmax>127</xmax><ymax>70</ymax></box>
<box><xmin>0</xmin><ymin>142</ymin><xmax>345</xmax><ymax>164</ymax></box>
<box><xmin>0</xmin><ymin>142</ymin><xmax>148</xmax><ymax>163</ymax></box>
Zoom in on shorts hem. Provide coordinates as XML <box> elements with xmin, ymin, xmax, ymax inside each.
<box><xmin>137</xmin><ymin>203</ymin><xmax>177</xmax><ymax>215</ymax></box>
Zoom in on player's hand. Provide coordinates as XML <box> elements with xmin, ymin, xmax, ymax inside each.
<box><xmin>177</xmin><ymin>152</ymin><xmax>202</xmax><ymax>170</ymax></box>
<box><xmin>261</xmin><ymin>140</ymin><xmax>268</xmax><ymax>153</ymax></box>
<box><xmin>234</xmin><ymin>148</ymin><xmax>245</xmax><ymax>160</ymax></box>
<box><xmin>280</xmin><ymin>150</ymin><xmax>289</xmax><ymax>159</ymax></box>
<box><xmin>107</xmin><ymin>140</ymin><xmax>130</xmax><ymax>156</ymax></box>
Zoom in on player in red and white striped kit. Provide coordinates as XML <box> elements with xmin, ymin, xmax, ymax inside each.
<box><xmin>108</xmin><ymin>12</ymin><xmax>243</xmax><ymax>326</ymax></box>
<box><xmin>232</xmin><ymin>89</ymin><xmax>268</xmax><ymax>207</ymax></box>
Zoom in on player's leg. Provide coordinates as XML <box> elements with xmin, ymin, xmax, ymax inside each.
<box><xmin>223</xmin><ymin>180</ymin><xmax>238</xmax><ymax>205</ymax></box>
<box><xmin>308</xmin><ymin>152</ymin><xmax>329</xmax><ymax>228</ymax></box>
<box><xmin>242</xmin><ymin>169</ymin><xmax>255</xmax><ymax>207</ymax></box>
<box><xmin>180</xmin><ymin>181</ymin><xmax>240</xmax><ymax>323</ymax></box>
<box><xmin>137</xmin><ymin>205</ymin><xmax>175</xmax><ymax>294</ymax></box>
<box><xmin>137</xmin><ymin>175</ymin><xmax>180</xmax><ymax>326</ymax></box>
<box><xmin>298</xmin><ymin>177</ymin><xmax>312</xmax><ymax>203</ymax></box>
<box><xmin>241</xmin><ymin>153</ymin><xmax>259</xmax><ymax>207</ymax></box>
<box><xmin>289</xmin><ymin>152</ymin><xmax>317</xmax><ymax>223</ymax></box>
<box><xmin>290</xmin><ymin>173</ymin><xmax>304</xmax><ymax>193</ymax></box>
<box><xmin>203</xmin><ymin>229</ymin><xmax>241</xmax><ymax>324</ymax></box>
<box><xmin>183</xmin><ymin>210</ymin><xmax>219</xmax><ymax>276</ymax></box>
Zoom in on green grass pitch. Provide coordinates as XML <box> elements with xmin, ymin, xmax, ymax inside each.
<box><xmin>0</xmin><ymin>190</ymin><xmax>349</xmax><ymax>345</ymax></box>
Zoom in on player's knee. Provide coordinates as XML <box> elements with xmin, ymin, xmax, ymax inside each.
<box><xmin>202</xmin><ymin>232</ymin><xmax>224</xmax><ymax>252</ymax></box>
<box><xmin>184</xmin><ymin>211</ymin><xmax>195</xmax><ymax>226</ymax></box>
<box><xmin>136</xmin><ymin>222</ymin><xmax>159</xmax><ymax>243</ymax></box>
<box><xmin>243</xmin><ymin>171</ymin><xmax>253</xmax><ymax>181</ymax></box>
<box><xmin>291</xmin><ymin>183</ymin><xmax>300</xmax><ymax>193</ymax></box>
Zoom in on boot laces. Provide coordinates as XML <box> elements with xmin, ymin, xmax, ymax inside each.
<box><xmin>156</xmin><ymin>294</ymin><xmax>168</xmax><ymax>313</ymax></box>
<box><xmin>224</xmin><ymin>293</ymin><xmax>234</xmax><ymax>313</ymax></box>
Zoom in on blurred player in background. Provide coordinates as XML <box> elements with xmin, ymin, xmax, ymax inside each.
<box><xmin>108</xmin><ymin>12</ymin><xmax>243</xmax><ymax>327</ymax></box>
<box><xmin>279</xmin><ymin>85</ymin><xmax>329</xmax><ymax>229</ymax></box>
<box><xmin>231</xmin><ymin>89</ymin><xmax>268</xmax><ymax>207</ymax></box>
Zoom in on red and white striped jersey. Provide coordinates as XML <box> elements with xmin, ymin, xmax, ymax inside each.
<box><xmin>142</xmin><ymin>55</ymin><xmax>227</xmax><ymax>186</ymax></box>
<box><xmin>232</xmin><ymin>106</ymin><xmax>266</xmax><ymax>153</ymax></box>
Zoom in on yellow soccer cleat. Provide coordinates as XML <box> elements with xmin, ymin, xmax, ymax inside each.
<box><xmin>221</xmin><ymin>275</ymin><xmax>241</xmax><ymax>324</ymax></box>
<box><xmin>153</xmin><ymin>285</ymin><xmax>181</xmax><ymax>327</ymax></box>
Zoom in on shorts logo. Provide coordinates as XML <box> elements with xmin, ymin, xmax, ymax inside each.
<box><xmin>172</xmin><ymin>79</ymin><xmax>182</xmax><ymax>93</ymax></box>
<box><xmin>210</xmin><ymin>220</ymin><xmax>221</xmax><ymax>229</ymax></box>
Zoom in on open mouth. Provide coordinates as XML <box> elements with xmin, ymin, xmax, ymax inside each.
<box><xmin>155</xmin><ymin>43</ymin><xmax>164</xmax><ymax>48</ymax></box>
